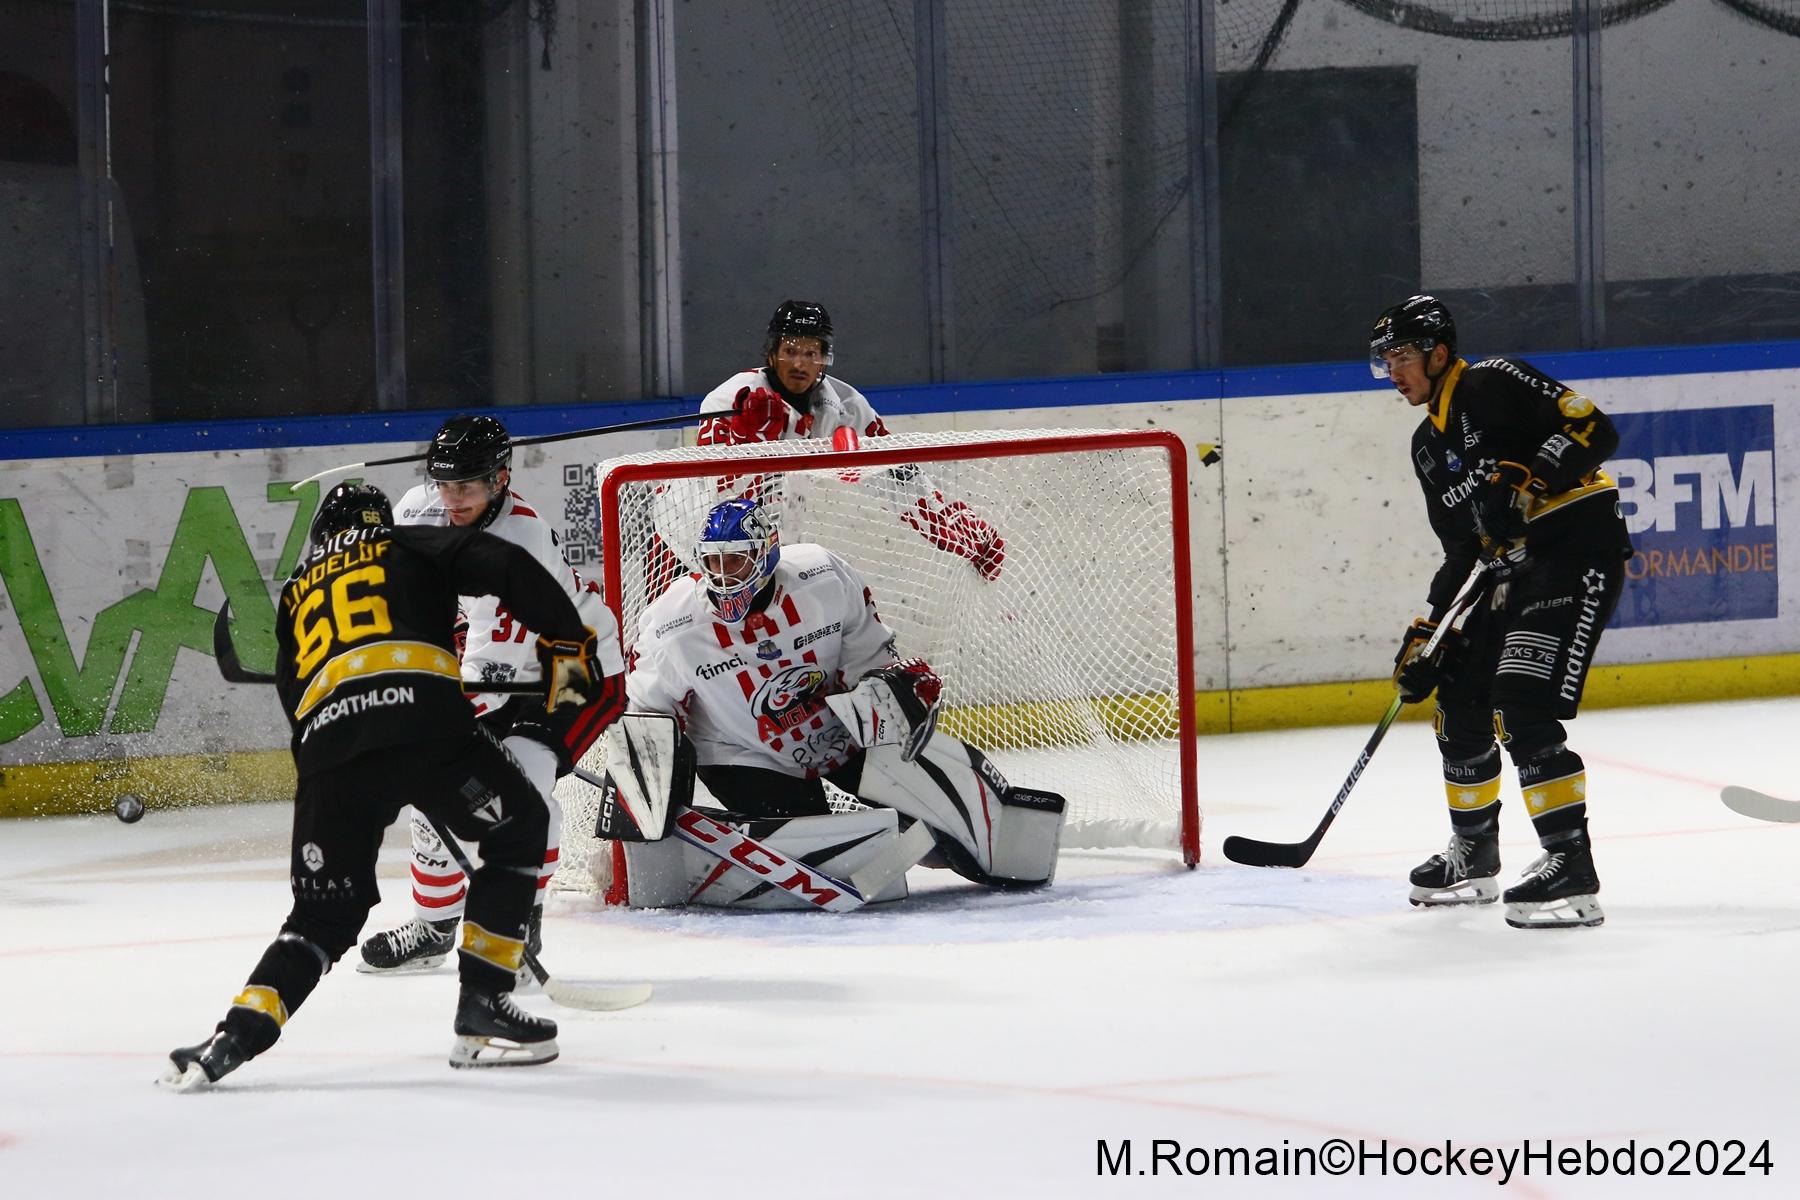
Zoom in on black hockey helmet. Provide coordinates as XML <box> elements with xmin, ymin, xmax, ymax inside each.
<box><xmin>1369</xmin><ymin>294</ymin><xmax>1456</xmax><ymax>378</ymax></box>
<box><xmin>311</xmin><ymin>482</ymin><xmax>393</xmax><ymax>544</ymax></box>
<box><xmin>427</xmin><ymin>414</ymin><xmax>512</xmax><ymax>483</ymax></box>
<box><xmin>763</xmin><ymin>300</ymin><xmax>833</xmax><ymax>364</ymax></box>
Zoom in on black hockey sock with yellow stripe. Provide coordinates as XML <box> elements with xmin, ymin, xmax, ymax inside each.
<box><xmin>1517</xmin><ymin>744</ymin><xmax>1588</xmax><ymax>844</ymax></box>
<box><xmin>218</xmin><ymin>931</ymin><xmax>332</xmax><ymax>1056</ymax></box>
<box><xmin>1443</xmin><ymin>745</ymin><xmax>1502</xmax><ymax>837</ymax></box>
<box><xmin>457</xmin><ymin>867</ymin><xmax>536</xmax><ymax>992</ymax></box>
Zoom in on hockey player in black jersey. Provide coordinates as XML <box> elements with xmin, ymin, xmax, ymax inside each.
<box><xmin>1372</xmin><ymin>295</ymin><xmax>1633</xmax><ymax>929</ymax></box>
<box><xmin>159</xmin><ymin>483</ymin><xmax>608</xmax><ymax>1090</ymax></box>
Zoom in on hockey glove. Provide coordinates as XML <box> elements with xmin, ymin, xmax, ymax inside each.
<box><xmin>1473</xmin><ymin>460</ymin><xmax>1537</xmax><ymax>548</ymax></box>
<box><xmin>728</xmin><ymin>385</ymin><xmax>788</xmax><ymax>443</ymax></box>
<box><xmin>832</xmin><ymin>424</ymin><xmax>864</xmax><ymax>483</ymax></box>
<box><xmin>535</xmin><ymin>628</ymin><xmax>604</xmax><ymax>713</ymax></box>
<box><xmin>1392</xmin><ymin>617</ymin><xmax>1465</xmax><ymax>705</ymax></box>
<box><xmin>824</xmin><ymin>658</ymin><xmax>944</xmax><ymax>761</ymax></box>
<box><xmin>904</xmin><ymin>494</ymin><xmax>1006</xmax><ymax>581</ymax></box>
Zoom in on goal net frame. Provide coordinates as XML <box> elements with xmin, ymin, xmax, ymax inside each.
<box><xmin>575</xmin><ymin>426</ymin><xmax>1200</xmax><ymax>876</ymax></box>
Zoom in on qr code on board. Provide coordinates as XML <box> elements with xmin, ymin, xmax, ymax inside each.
<box><xmin>560</xmin><ymin>463</ymin><xmax>602</xmax><ymax>566</ymax></box>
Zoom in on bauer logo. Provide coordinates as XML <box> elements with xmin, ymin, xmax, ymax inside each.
<box><xmin>1606</xmin><ymin>406</ymin><xmax>1776</xmax><ymax>627</ymax></box>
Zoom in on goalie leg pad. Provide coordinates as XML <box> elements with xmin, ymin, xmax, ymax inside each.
<box><xmin>609</xmin><ymin>807</ymin><xmax>911</xmax><ymax>909</ymax></box>
<box><xmin>852</xmin><ymin>737</ymin><xmax>1067</xmax><ymax>887</ymax></box>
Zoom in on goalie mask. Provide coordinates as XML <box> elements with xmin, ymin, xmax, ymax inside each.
<box><xmin>696</xmin><ymin>498</ymin><xmax>781</xmax><ymax>623</ymax></box>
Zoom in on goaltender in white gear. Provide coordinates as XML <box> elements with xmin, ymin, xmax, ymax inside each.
<box><xmin>599</xmin><ymin>497</ymin><xmax>1065</xmax><ymax>909</ymax></box>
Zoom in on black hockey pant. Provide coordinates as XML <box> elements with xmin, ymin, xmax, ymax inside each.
<box><xmin>220</xmin><ymin>729</ymin><xmax>549</xmax><ymax>1055</ymax></box>
<box><xmin>1434</xmin><ymin>550</ymin><xmax>1624</xmax><ymax>840</ymax></box>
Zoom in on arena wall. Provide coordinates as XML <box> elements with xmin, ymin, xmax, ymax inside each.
<box><xmin>5</xmin><ymin>342</ymin><xmax>1797</xmax><ymax>815</ymax></box>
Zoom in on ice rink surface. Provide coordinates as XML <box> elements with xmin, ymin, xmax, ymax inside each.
<box><xmin>4</xmin><ymin>697</ymin><xmax>1797</xmax><ymax>1198</ymax></box>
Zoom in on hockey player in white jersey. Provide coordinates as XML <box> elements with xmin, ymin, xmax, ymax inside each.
<box><xmin>697</xmin><ymin>300</ymin><xmax>1006</xmax><ymax>581</ymax></box>
<box><xmin>601</xmin><ymin>497</ymin><xmax>1065</xmax><ymax>909</ymax></box>
<box><xmin>358</xmin><ymin>414</ymin><xmax>626</xmax><ymax>972</ymax></box>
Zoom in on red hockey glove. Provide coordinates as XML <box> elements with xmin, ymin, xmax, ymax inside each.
<box><xmin>905</xmin><ymin>494</ymin><xmax>1006</xmax><ymax>581</ymax></box>
<box><xmin>728</xmin><ymin>385</ymin><xmax>788</xmax><ymax>443</ymax></box>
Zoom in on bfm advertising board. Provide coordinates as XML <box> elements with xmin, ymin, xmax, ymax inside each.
<box><xmin>1607</xmin><ymin>406</ymin><xmax>1777</xmax><ymax>629</ymax></box>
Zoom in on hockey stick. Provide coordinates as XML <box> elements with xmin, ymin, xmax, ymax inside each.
<box><xmin>1721</xmin><ymin>787</ymin><xmax>1800</xmax><ymax>824</ymax></box>
<box><xmin>420</xmin><ymin>814</ymin><xmax>653</xmax><ymax>1012</ymax></box>
<box><xmin>1222</xmin><ymin>559</ymin><xmax>1494</xmax><ymax>869</ymax></box>
<box><xmin>292</xmin><ymin>409</ymin><xmax>704</xmax><ymax>488</ymax></box>
<box><xmin>213</xmin><ymin>602</ymin><xmax>561</xmax><ymax>697</ymax></box>
<box><xmin>570</xmin><ymin>764</ymin><xmax>926</xmax><ymax>909</ymax></box>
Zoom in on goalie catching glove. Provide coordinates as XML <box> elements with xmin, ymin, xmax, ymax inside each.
<box><xmin>825</xmin><ymin>658</ymin><xmax>943</xmax><ymax>762</ymax></box>
<box><xmin>535</xmin><ymin>628</ymin><xmax>605</xmax><ymax>713</ymax></box>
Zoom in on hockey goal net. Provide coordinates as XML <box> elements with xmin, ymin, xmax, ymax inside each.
<box><xmin>551</xmin><ymin>427</ymin><xmax>1198</xmax><ymax>892</ymax></box>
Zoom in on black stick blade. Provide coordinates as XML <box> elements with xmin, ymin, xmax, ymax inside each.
<box><xmin>1221</xmin><ymin>833</ymin><xmax>1318</xmax><ymax>869</ymax></box>
<box><xmin>214</xmin><ymin>602</ymin><xmax>278</xmax><ymax>685</ymax></box>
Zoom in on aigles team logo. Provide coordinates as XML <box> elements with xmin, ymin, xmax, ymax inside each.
<box><xmin>751</xmin><ymin>663</ymin><xmax>830</xmax><ymax>741</ymax></box>
<box><xmin>1607</xmin><ymin>406</ymin><xmax>1776</xmax><ymax>627</ymax></box>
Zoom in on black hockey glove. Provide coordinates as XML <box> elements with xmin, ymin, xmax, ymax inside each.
<box><xmin>1473</xmin><ymin>461</ymin><xmax>1541</xmax><ymax>581</ymax></box>
<box><xmin>1472</xmin><ymin>460</ymin><xmax>1536</xmax><ymax>549</ymax></box>
<box><xmin>1392</xmin><ymin>618</ymin><xmax>1465</xmax><ymax>705</ymax></box>
<box><xmin>535</xmin><ymin>628</ymin><xmax>604</xmax><ymax>713</ymax></box>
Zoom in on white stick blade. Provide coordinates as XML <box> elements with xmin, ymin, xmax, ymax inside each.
<box><xmin>544</xmin><ymin>980</ymin><xmax>654</xmax><ymax>1012</ymax></box>
<box><xmin>1721</xmin><ymin>786</ymin><xmax>1800</xmax><ymax>824</ymax></box>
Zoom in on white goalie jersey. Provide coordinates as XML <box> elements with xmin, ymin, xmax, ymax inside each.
<box><xmin>394</xmin><ymin>483</ymin><xmax>623</xmax><ymax>715</ymax></box>
<box><xmin>626</xmin><ymin>543</ymin><xmax>902</xmax><ymax>777</ymax></box>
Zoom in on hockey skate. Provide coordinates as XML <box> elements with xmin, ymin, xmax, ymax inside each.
<box><xmin>157</xmin><ymin>1030</ymin><xmax>250</xmax><ymax>1092</ymax></box>
<box><xmin>1407</xmin><ymin>830</ymin><xmax>1500</xmax><ymax>907</ymax></box>
<box><xmin>356</xmin><ymin>916</ymin><xmax>457</xmax><ymax>974</ymax></box>
<box><xmin>449</xmin><ymin>987</ymin><xmax>559</xmax><ymax>1069</ymax></box>
<box><xmin>1503</xmin><ymin>835</ymin><xmax>1603</xmax><ymax>929</ymax></box>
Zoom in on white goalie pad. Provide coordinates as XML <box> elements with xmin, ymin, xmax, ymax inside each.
<box><xmin>856</xmin><ymin>735</ymin><xmax>1067</xmax><ymax>887</ymax></box>
<box><xmin>609</xmin><ymin>807</ymin><xmax>914</xmax><ymax>910</ymax></box>
<box><xmin>593</xmin><ymin>713</ymin><xmax>693</xmax><ymax>842</ymax></box>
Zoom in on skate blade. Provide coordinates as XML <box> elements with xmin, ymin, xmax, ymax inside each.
<box><xmin>1504</xmin><ymin>894</ymin><xmax>1604</xmax><ymax>929</ymax></box>
<box><xmin>448</xmin><ymin>1035</ymin><xmax>560</xmax><ymax>1069</ymax></box>
<box><xmin>1408</xmin><ymin>877</ymin><xmax>1500</xmax><ymax>907</ymax></box>
<box><xmin>355</xmin><ymin>953</ymin><xmax>450</xmax><ymax>975</ymax></box>
<box><xmin>155</xmin><ymin>1061</ymin><xmax>211</xmax><ymax>1093</ymax></box>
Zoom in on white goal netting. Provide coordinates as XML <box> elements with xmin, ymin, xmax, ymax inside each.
<box><xmin>551</xmin><ymin>427</ymin><xmax>1198</xmax><ymax>893</ymax></box>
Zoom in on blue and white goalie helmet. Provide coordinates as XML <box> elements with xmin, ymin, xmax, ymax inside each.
<box><xmin>696</xmin><ymin>498</ymin><xmax>781</xmax><ymax>622</ymax></box>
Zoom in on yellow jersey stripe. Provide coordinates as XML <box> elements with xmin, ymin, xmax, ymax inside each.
<box><xmin>295</xmin><ymin>640</ymin><xmax>461</xmax><ymax>718</ymax></box>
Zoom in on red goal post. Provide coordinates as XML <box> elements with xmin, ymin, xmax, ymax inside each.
<box><xmin>555</xmin><ymin>427</ymin><xmax>1199</xmax><ymax>888</ymax></box>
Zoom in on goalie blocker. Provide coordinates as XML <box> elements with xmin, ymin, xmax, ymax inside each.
<box><xmin>590</xmin><ymin>713</ymin><xmax>1067</xmax><ymax>909</ymax></box>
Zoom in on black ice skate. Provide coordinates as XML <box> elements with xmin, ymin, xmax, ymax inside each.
<box><xmin>356</xmin><ymin>916</ymin><xmax>457</xmax><ymax>974</ymax></box>
<box><xmin>1503</xmin><ymin>834</ymin><xmax>1603</xmax><ymax>929</ymax></box>
<box><xmin>1407</xmin><ymin>830</ymin><xmax>1500</xmax><ymax>907</ymax></box>
<box><xmin>157</xmin><ymin>1030</ymin><xmax>251</xmax><ymax>1092</ymax></box>
<box><xmin>450</xmin><ymin>987</ymin><xmax>559</xmax><ymax>1069</ymax></box>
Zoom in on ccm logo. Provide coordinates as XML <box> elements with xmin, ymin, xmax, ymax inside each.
<box><xmin>675</xmin><ymin>811</ymin><xmax>844</xmax><ymax>908</ymax></box>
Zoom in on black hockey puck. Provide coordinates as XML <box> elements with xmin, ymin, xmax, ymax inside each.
<box><xmin>114</xmin><ymin>793</ymin><xmax>146</xmax><ymax>824</ymax></box>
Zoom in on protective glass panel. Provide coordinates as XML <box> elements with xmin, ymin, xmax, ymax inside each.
<box><xmin>1228</xmin><ymin>1</ymin><xmax>1582</xmax><ymax>362</ymax></box>
<box><xmin>1602</xmin><ymin>5</ymin><xmax>1800</xmax><ymax>345</ymax></box>
<box><xmin>110</xmin><ymin>1</ymin><xmax>373</xmax><ymax>420</ymax></box>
